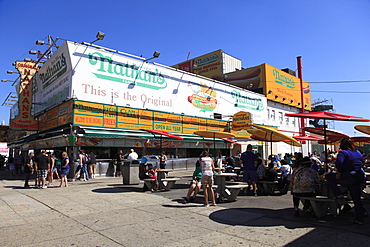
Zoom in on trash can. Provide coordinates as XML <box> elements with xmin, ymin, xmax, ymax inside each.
<box><xmin>123</xmin><ymin>160</ymin><xmax>140</xmax><ymax>184</ymax></box>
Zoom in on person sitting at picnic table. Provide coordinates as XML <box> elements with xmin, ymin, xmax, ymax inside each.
<box><xmin>264</xmin><ymin>162</ymin><xmax>278</xmax><ymax>181</ymax></box>
<box><xmin>325</xmin><ymin>138</ymin><xmax>367</xmax><ymax>225</ymax></box>
<box><xmin>146</xmin><ymin>164</ymin><xmax>158</xmax><ymax>192</ymax></box>
<box><xmin>279</xmin><ymin>159</ymin><xmax>292</xmax><ymax>193</ymax></box>
<box><xmin>256</xmin><ymin>156</ymin><xmax>265</xmax><ymax>181</ymax></box>
<box><xmin>290</xmin><ymin>157</ymin><xmax>324</xmax><ymax>217</ymax></box>
<box><xmin>184</xmin><ymin>160</ymin><xmax>202</xmax><ymax>203</ymax></box>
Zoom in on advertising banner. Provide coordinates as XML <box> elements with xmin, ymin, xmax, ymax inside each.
<box><xmin>11</xmin><ymin>61</ymin><xmax>39</xmax><ymax>130</ymax></box>
<box><xmin>33</xmin><ymin>42</ymin><xmax>267</xmax><ymax>134</ymax></box>
<box><xmin>172</xmin><ymin>49</ymin><xmax>224</xmax><ymax>80</ymax></box>
<box><xmin>222</xmin><ymin>63</ymin><xmax>311</xmax><ymax>110</ymax></box>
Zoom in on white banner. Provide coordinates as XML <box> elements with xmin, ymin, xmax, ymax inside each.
<box><xmin>34</xmin><ymin>41</ymin><xmax>267</xmax><ymax>123</ymax></box>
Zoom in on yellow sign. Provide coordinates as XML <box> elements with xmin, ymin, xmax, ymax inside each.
<box><xmin>11</xmin><ymin>61</ymin><xmax>39</xmax><ymax>130</ymax></box>
<box><xmin>222</xmin><ymin>63</ymin><xmax>311</xmax><ymax>110</ymax></box>
<box><xmin>172</xmin><ymin>50</ymin><xmax>224</xmax><ymax>80</ymax></box>
<box><xmin>232</xmin><ymin>111</ymin><xmax>251</xmax><ymax>131</ymax></box>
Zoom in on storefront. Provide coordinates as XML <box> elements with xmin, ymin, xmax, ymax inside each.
<box><xmin>8</xmin><ymin>41</ymin><xmax>268</xmax><ymax>164</ymax></box>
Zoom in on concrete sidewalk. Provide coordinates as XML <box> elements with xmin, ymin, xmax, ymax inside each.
<box><xmin>1</xmin><ymin>170</ymin><xmax>370</xmax><ymax>246</ymax></box>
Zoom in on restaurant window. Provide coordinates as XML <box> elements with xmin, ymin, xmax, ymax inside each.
<box><xmin>271</xmin><ymin>110</ymin><xmax>275</xmax><ymax>121</ymax></box>
<box><xmin>285</xmin><ymin>117</ymin><xmax>289</xmax><ymax>125</ymax></box>
<box><xmin>278</xmin><ymin>112</ymin><xmax>283</xmax><ymax>123</ymax></box>
<box><xmin>267</xmin><ymin>109</ymin><xmax>270</xmax><ymax>120</ymax></box>
<box><xmin>292</xmin><ymin>118</ymin><xmax>296</xmax><ymax>127</ymax></box>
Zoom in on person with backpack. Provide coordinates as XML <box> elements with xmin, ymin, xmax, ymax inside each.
<box><xmin>74</xmin><ymin>150</ymin><xmax>89</xmax><ymax>181</ymax></box>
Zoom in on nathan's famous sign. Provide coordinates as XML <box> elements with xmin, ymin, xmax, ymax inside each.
<box><xmin>10</xmin><ymin>61</ymin><xmax>39</xmax><ymax>130</ymax></box>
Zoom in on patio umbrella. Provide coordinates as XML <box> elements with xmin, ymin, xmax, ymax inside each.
<box><xmin>247</xmin><ymin>124</ymin><xmax>301</xmax><ymax>160</ymax></box>
<box><xmin>350</xmin><ymin>136</ymin><xmax>370</xmax><ymax>153</ymax></box>
<box><xmin>354</xmin><ymin>125</ymin><xmax>370</xmax><ymax>135</ymax></box>
<box><xmin>194</xmin><ymin>130</ymin><xmax>235</xmax><ymax>159</ymax></box>
<box><xmin>140</xmin><ymin>129</ymin><xmax>183</xmax><ymax>155</ymax></box>
<box><xmin>222</xmin><ymin>138</ymin><xmax>242</xmax><ymax>145</ymax></box>
<box><xmin>286</xmin><ymin>111</ymin><xmax>370</xmax><ymax>165</ymax></box>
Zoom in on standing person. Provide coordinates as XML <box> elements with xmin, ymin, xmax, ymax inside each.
<box><xmin>325</xmin><ymin>138</ymin><xmax>367</xmax><ymax>225</ymax></box>
<box><xmin>59</xmin><ymin>152</ymin><xmax>70</xmax><ymax>187</ymax></box>
<box><xmin>200</xmin><ymin>150</ymin><xmax>216</xmax><ymax>207</ymax></box>
<box><xmin>47</xmin><ymin>152</ymin><xmax>55</xmax><ymax>186</ymax></box>
<box><xmin>116</xmin><ymin>150</ymin><xmax>124</xmax><ymax>177</ymax></box>
<box><xmin>34</xmin><ymin>150</ymin><xmax>50</xmax><ymax>189</ymax></box>
<box><xmin>159</xmin><ymin>151</ymin><xmax>167</xmax><ymax>169</ymax></box>
<box><xmin>24</xmin><ymin>152</ymin><xmax>35</xmax><ymax>188</ymax></box>
<box><xmin>241</xmin><ymin>144</ymin><xmax>258</xmax><ymax>196</ymax></box>
<box><xmin>74</xmin><ymin>150</ymin><xmax>89</xmax><ymax>181</ymax></box>
<box><xmin>127</xmin><ymin>149</ymin><xmax>139</xmax><ymax>160</ymax></box>
<box><xmin>13</xmin><ymin>152</ymin><xmax>24</xmax><ymax>176</ymax></box>
<box><xmin>88</xmin><ymin>151</ymin><xmax>97</xmax><ymax>179</ymax></box>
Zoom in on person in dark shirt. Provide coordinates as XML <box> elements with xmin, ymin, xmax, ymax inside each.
<box><xmin>34</xmin><ymin>150</ymin><xmax>50</xmax><ymax>189</ymax></box>
<box><xmin>264</xmin><ymin>162</ymin><xmax>278</xmax><ymax>181</ymax></box>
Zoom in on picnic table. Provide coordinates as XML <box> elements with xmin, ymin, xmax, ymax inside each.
<box><xmin>214</xmin><ymin>172</ymin><xmax>248</xmax><ymax>201</ymax></box>
<box><xmin>156</xmin><ymin>169</ymin><xmax>179</xmax><ymax>190</ymax></box>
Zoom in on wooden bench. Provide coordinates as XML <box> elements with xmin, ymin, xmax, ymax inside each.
<box><xmin>298</xmin><ymin>196</ymin><xmax>345</xmax><ymax>217</ymax></box>
<box><xmin>160</xmin><ymin>177</ymin><xmax>180</xmax><ymax>191</ymax></box>
<box><xmin>256</xmin><ymin>181</ymin><xmax>279</xmax><ymax>195</ymax></box>
<box><xmin>224</xmin><ymin>184</ymin><xmax>249</xmax><ymax>201</ymax></box>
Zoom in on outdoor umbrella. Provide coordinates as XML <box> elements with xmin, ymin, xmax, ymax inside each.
<box><xmin>140</xmin><ymin>129</ymin><xmax>183</xmax><ymax>155</ymax></box>
<box><xmin>350</xmin><ymin>136</ymin><xmax>370</xmax><ymax>153</ymax></box>
<box><xmin>247</xmin><ymin>124</ymin><xmax>301</xmax><ymax>160</ymax></box>
<box><xmin>286</xmin><ymin>111</ymin><xmax>370</xmax><ymax>165</ymax></box>
<box><xmin>354</xmin><ymin>125</ymin><xmax>370</xmax><ymax>135</ymax></box>
<box><xmin>194</xmin><ymin>130</ymin><xmax>235</xmax><ymax>159</ymax></box>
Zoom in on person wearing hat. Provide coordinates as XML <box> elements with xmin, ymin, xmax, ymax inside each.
<box><xmin>127</xmin><ymin>149</ymin><xmax>138</xmax><ymax>160</ymax></box>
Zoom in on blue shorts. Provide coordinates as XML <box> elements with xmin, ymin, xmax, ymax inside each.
<box><xmin>60</xmin><ymin>168</ymin><xmax>70</xmax><ymax>176</ymax></box>
<box><xmin>243</xmin><ymin>170</ymin><xmax>257</xmax><ymax>183</ymax></box>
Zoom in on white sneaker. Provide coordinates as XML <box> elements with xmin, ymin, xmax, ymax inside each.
<box><xmin>42</xmin><ymin>186</ymin><xmax>47</xmax><ymax>189</ymax></box>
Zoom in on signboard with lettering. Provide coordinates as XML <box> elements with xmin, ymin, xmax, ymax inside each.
<box><xmin>10</xmin><ymin>61</ymin><xmax>39</xmax><ymax>130</ymax></box>
<box><xmin>232</xmin><ymin>111</ymin><xmax>252</xmax><ymax>131</ymax></box>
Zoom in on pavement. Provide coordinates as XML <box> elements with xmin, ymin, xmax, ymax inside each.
<box><xmin>1</xmin><ymin>169</ymin><xmax>370</xmax><ymax>247</ymax></box>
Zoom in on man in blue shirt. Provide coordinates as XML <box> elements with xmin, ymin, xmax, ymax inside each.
<box><xmin>241</xmin><ymin>144</ymin><xmax>257</xmax><ymax>196</ymax></box>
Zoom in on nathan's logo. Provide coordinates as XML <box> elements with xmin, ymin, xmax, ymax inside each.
<box><xmin>88</xmin><ymin>52</ymin><xmax>167</xmax><ymax>90</ymax></box>
<box><xmin>272</xmin><ymin>69</ymin><xmax>295</xmax><ymax>89</ymax></box>
<box><xmin>231</xmin><ymin>90</ymin><xmax>264</xmax><ymax>111</ymax></box>
<box><xmin>39</xmin><ymin>53</ymin><xmax>67</xmax><ymax>90</ymax></box>
<box><xmin>195</xmin><ymin>53</ymin><xmax>219</xmax><ymax>67</ymax></box>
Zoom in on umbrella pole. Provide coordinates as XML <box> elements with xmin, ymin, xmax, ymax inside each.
<box><xmin>270</xmin><ymin>132</ymin><xmax>273</xmax><ymax>161</ymax></box>
<box><xmin>160</xmin><ymin>135</ymin><xmax>162</xmax><ymax>159</ymax></box>
<box><xmin>213</xmin><ymin>133</ymin><xmax>216</xmax><ymax>162</ymax></box>
<box><xmin>324</xmin><ymin>119</ymin><xmax>328</xmax><ymax>171</ymax></box>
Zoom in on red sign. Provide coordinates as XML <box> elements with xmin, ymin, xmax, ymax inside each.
<box><xmin>11</xmin><ymin>61</ymin><xmax>39</xmax><ymax>130</ymax></box>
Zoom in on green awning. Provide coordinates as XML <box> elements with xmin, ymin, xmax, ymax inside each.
<box><xmin>83</xmin><ymin>129</ymin><xmax>154</xmax><ymax>139</ymax></box>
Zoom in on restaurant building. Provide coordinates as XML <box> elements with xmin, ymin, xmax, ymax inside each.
<box><xmin>7</xmin><ymin>41</ymin><xmax>271</xmax><ymax>165</ymax></box>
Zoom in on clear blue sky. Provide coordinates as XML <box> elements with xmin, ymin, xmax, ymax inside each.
<box><xmin>1</xmin><ymin>0</ymin><xmax>369</xmax><ymax>136</ymax></box>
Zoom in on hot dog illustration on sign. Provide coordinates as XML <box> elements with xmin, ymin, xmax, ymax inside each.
<box><xmin>187</xmin><ymin>82</ymin><xmax>217</xmax><ymax>112</ymax></box>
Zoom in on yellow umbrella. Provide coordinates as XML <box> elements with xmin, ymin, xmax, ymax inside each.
<box><xmin>354</xmin><ymin>125</ymin><xmax>370</xmax><ymax>135</ymax></box>
<box><xmin>194</xmin><ymin>130</ymin><xmax>235</xmax><ymax>159</ymax></box>
<box><xmin>247</xmin><ymin>124</ymin><xmax>301</xmax><ymax>159</ymax></box>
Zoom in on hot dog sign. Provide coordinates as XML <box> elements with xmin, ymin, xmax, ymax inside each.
<box><xmin>187</xmin><ymin>82</ymin><xmax>217</xmax><ymax>112</ymax></box>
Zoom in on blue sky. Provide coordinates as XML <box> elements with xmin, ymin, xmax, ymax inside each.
<box><xmin>0</xmin><ymin>0</ymin><xmax>369</xmax><ymax>136</ymax></box>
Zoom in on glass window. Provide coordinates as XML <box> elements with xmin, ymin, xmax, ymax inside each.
<box><xmin>271</xmin><ymin>110</ymin><xmax>275</xmax><ymax>121</ymax></box>
<box><xmin>278</xmin><ymin>112</ymin><xmax>283</xmax><ymax>123</ymax></box>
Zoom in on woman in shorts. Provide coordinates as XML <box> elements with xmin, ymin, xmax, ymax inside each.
<box><xmin>59</xmin><ymin>152</ymin><xmax>70</xmax><ymax>187</ymax></box>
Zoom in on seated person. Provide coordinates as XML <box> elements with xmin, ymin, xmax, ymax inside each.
<box><xmin>279</xmin><ymin>159</ymin><xmax>292</xmax><ymax>191</ymax></box>
<box><xmin>256</xmin><ymin>158</ymin><xmax>265</xmax><ymax>180</ymax></box>
<box><xmin>185</xmin><ymin>160</ymin><xmax>202</xmax><ymax>202</ymax></box>
<box><xmin>290</xmin><ymin>157</ymin><xmax>324</xmax><ymax>216</ymax></box>
<box><xmin>264</xmin><ymin>162</ymin><xmax>278</xmax><ymax>181</ymax></box>
<box><xmin>146</xmin><ymin>164</ymin><xmax>158</xmax><ymax>192</ymax></box>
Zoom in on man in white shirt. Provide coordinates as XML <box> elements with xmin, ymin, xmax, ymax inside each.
<box><xmin>127</xmin><ymin>149</ymin><xmax>138</xmax><ymax>160</ymax></box>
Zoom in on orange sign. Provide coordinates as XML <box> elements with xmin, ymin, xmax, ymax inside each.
<box><xmin>10</xmin><ymin>61</ymin><xmax>39</xmax><ymax>130</ymax></box>
<box><xmin>232</xmin><ymin>111</ymin><xmax>251</xmax><ymax>131</ymax></box>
